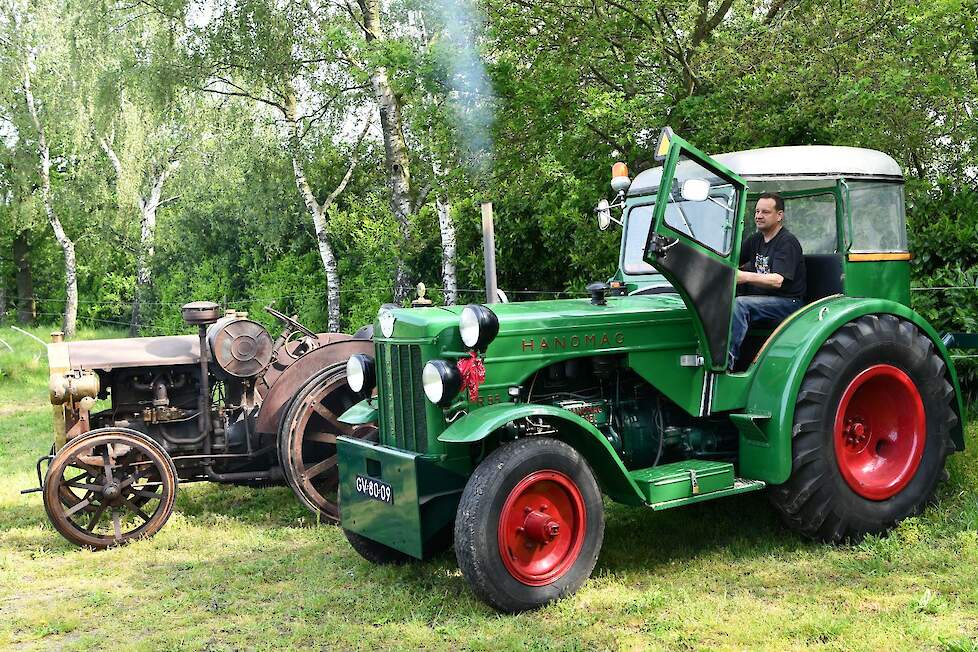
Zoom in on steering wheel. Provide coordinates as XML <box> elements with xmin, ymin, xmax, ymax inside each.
<box><xmin>264</xmin><ymin>305</ymin><xmax>317</xmax><ymax>339</ymax></box>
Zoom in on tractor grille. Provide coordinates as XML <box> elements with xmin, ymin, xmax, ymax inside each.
<box><xmin>376</xmin><ymin>342</ymin><xmax>429</xmax><ymax>453</ymax></box>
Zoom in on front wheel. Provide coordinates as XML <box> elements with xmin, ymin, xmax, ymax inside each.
<box><xmin>454</xmin><ymin>437</ymin><xmax>604</xmax><ymax>612</ymax></box>
<box><xmin>770</xmin><ymin>314</ymin><xmax>957</xmax><ymax>542</ymax></box>
<box><xmin>43</xmin><ymin>428</ymin><xmax>178</xmax><ymax>549</ymax></box>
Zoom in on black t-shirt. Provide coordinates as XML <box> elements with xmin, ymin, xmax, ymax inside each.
<box><xmin>739</xmin><ymin>228</ymin><xmax>806</xmax><ymax>299</ymax></box>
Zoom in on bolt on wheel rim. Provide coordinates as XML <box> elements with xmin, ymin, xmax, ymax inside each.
<box><xmin>497</xmin><ymin>470</ymin><xmax>586</xmax><ymax>586</ymax></box>
<box><xmin>833</xmin><ymin>364</ymin><xmax>926</xmax><ymax>500</ymax></box>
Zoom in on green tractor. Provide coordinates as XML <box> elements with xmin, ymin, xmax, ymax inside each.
<box><xmin>335</xmin><ymin>129</ymin><xmax>965</xmax><ymax>612</ymax></box>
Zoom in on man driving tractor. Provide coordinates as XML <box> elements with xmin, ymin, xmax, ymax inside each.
<box><xmin>729</xmin><ymin>192</ymin><xmax>807</xmax><ymax>368</ymax></box>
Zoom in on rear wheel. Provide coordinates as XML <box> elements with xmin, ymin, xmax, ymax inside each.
<box><xmin>454</xmin><ymin>437</ymin><xmax>604</xmax><ymax>612</ymax></box>
<box><xmin>770</xmin><ymin>314</ymin><xmax>956</xmax><ymax>542</ymax></box>
<box><xmin>278</xmin><ymin>364</ymin><xmax>377</xmax><ymax>522</ymax></box>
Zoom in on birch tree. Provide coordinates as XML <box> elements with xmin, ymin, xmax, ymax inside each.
<box><xmin>194</xmin><ymin>0</ymin><xmax>371</xmax><ymax>330</ymax></box>
<box><xmin>98</xmin><ymin>130</ymin><xmax>181</xmax><ymax>334</ymax></box>
<box><xmin>23</xmin><ymin>54</ymin><xmax>78</xmax><ymax>336</ymax></box>
<box><xmin>356</xmin><ymin>0</ymin><xmax>416</xmax><ymax>302</ymax></box>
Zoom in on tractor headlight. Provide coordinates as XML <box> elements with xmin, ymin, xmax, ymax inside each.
<box><xmin>378</xmin><ymin>304</ymin><xmax>397</xmax><ymax>338</ymax></box>
<box><xmin>459</xmin><ymin>304</ymin><xmax>499</xmax><ymax>351</ymax></box>
<box><xmin>346</xmin><ymin>353</ymin><xmax>375</xmax><ymax>394</ymax></box>
<box><xmin>422</xmin><ymin>360</ymin><xmax>463</xmax><ymax>406</ymax></box>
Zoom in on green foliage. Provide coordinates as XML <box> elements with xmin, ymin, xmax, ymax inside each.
<box><xmin>1</xmin><ymin>0</ymin><xmax>977</xmax><ymax>359</ymax></box>
<box><xmin>907</xmin><ymin>182</ymin><xmax>978</xmax><ymax>397</ymax></box>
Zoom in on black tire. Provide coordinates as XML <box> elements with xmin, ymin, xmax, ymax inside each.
<box><xmin>454</xmin><ymin>437</ymin><xmax>604</xmax><ymax>612</ymax></box>
<box><xmin>770</xmin><ymin>314</ymin><xmax>957</xmax><ymax>542</ymax></box>
<box><xmin>344</xmin><ymin>529</ymin><xmax>411</xmax><ymax>565</ymax></box>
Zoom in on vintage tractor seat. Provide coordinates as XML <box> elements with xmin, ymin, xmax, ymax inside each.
<box><xmin>746</xmin><ymin>253</ymin><xmax>844</xmax><ymax>331</ymax></box>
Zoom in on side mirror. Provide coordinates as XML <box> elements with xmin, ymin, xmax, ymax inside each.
<box><xmin>680</xmin><ymin>178</ymin><xmax>711</xmax><ymax>202</ymax></box>
<box><xmin>595</xmin><ymin>199</ymin><xmax>612</xmax><ymax>231</ymax></box>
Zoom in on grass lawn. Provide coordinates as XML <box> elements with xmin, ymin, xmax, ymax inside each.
<box><xmin>1</xmin><ymin>324</ymin><xmax>978</xmax><ymax>651</ymax></box>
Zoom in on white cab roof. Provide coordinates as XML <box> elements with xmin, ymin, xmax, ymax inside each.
<box><xmin>629</xmin><ymin>145</ymin><xmax>903</xmax><ymax>196</ymax></box>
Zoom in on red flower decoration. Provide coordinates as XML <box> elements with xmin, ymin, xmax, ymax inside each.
<box><xmin>457</xmin><ymin>350</ymin><xmax>486</xmax><ymax>402</ymax></box>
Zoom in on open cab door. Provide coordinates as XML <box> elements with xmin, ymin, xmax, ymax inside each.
<box><xmin>643</xmin><ymin>128</ymin><xmax>748</xmax><ymax>371</ymax></box>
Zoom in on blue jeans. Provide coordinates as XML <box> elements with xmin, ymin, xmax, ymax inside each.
<box><xmin>728</xmin><ymin>295</ymin><xmax>802</xmax><ymax>369</ymax></box>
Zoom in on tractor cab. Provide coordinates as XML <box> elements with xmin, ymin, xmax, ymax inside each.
<box><xmin>600</xmin><ymin>128</ymin><xmax>910</xmax><ymax>371</ymax></box>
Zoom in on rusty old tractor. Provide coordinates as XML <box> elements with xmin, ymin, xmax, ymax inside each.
<box><xmin>25</xmin><ymin>300</ymin><xmax>375</xmax><ymax>548</ymax></box>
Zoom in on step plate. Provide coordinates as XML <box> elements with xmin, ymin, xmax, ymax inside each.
<box><xmin>649</xmin><ymin>478</ymin><xmax>766</xmax><ymax>511</ymax></box>
<box><xmin>630</xmin><ymin>460</ymin><xmax>735</xmax><ymax>503</ymax></box>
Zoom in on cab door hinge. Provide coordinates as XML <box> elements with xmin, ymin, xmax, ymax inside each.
<box><xmin>680</xmin><ymin>354</ymin><xmax>704</xmax><ymax>367</ymax></box>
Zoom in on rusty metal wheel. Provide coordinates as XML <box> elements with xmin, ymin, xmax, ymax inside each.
<box><xmin>43</xmin><ymin>428</ymin><xmax>177</xmax><ymax>549</ymax></box>
<box><xmin>278</xmin><ymin>364</ymin><xmax>377</xmax><ymax>522</ymax></box>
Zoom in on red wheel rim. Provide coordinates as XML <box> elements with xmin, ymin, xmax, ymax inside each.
<box><xmin>497</xmin><ymin>470</ymin><xmax>586</xmax><ymax>586</ymax></box>
<box><xmin>833</xmin><ymin>364</ymin><xmax>926</xmax><ymax>500</ymax></box>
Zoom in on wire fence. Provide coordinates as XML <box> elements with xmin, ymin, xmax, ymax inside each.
<box><xmin>4</xmin><ymin>284</ymin><xmax>978</xmax><ymax>339</ymax></box>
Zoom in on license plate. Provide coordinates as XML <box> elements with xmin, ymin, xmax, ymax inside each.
<box><xmin>355</xmin><ymin>474</ymin><xmax>393</xmax><ymax>504</ymax></box>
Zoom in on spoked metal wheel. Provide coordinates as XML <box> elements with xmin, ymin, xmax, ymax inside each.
<box><xmin>279</xmin><ymin>364</ymin><xmax>377</xmax><ymax>522</ymax></box>
<box><xmin>42</xmin><ymin>428</ymin><xmax>177</xmax><ymax>549</ymax></box>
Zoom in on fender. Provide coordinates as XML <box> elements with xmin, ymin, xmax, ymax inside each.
<box><xmin>438</xmin><ymin>402</ymin><xmax>646</xmax><ymax>505</ymax></box>
<box><xmin>737</xmin><ymin>296</ymin><xmax>966</xmax><ymax>484</ymax></box>
<box><xmin>256</xmin><ymin>339</ymin><xmax>374</xmax><ymax>434</ymax></box>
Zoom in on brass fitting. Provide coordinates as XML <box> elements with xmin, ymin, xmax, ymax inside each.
<box><xmin>49</xmin><ymin>371</ymin><xmax>100</xmax><ymax>405</ymax></box>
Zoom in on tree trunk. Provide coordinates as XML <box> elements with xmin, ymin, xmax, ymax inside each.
<box><xmin>360</xmin><ymin>0</ymin><xmax>414</xmax><ymax>303</ymax></box>
<box><xmin>289</xmin><ymin>146</ymin><xmax>347</xmax><ymax>331</ymax></box>
<box><xmin>131</xmin><ymin>162</ymin><xmax>178</xmax><ymax>335</ymax></box>
<box><xmin>435</xmin><ymin>196</ymin><xmax>458</xmax><ymax>305</ymax></box>
<box><xmin>430</xmin><ymin>152</ymin><xmax>458</xmax><ymax>305</ymax></box>
<box><xmin>13</xmin><ymin>230</ymin><xmax>35</xmax><ymax>323</ymax></box>
<box><xmin>285</xmin><ymin>93</ymin><xmax>360</xmax><ymax>332</ymax></box>
<box><xmin>24</xmin><ymin>65</ymin><xmax>77</xmax><ymax>336</ymax></box>
<box><xmin>130</xmin><ymin>203</ymin><xmax>155</xmax><ymax>335</ymax></box>
<box><xmin>0</xmin><ymin>286</ymin><xmax>5</xmax><ymax>322</ymax></box>
<box><xmin>318</xmin><ymin>231</ymin><xmax>341</xmax><ymax>332</ymax></box>
<box><xmin>99</xmin><ymin>136</ymin><xmax>178</xmax><ymax>335</ymax></box>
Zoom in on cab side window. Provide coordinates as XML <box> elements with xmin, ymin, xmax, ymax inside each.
<box><xmin>847</xmin><ymin>181</ymin><xmax>907</xmax><ymax>252</ymax></box>
<box><xmin>743</xmin><ymin>188</ymin><xmax>839</xmax><ymax>255</ymax></box>
<box><xmin>784</xmin><ymin>193</ymin><xmax>838</xmax><ymax>254</ymax></box>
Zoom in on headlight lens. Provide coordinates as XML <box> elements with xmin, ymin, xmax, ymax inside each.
<box><xmin>459</xmin><ymin>304</ymin><xmax>499</xmax><ymax>351</ymax></box>
<box><xmin>422</xmin><ymin>360</ymin><xmax>463</xmax><ymax>406</ymax></box>
<box><xmin>346</xmin><ymin>354</ymin><xmax>375</xmax><ymax>394</ymax></box>
<box><xmin>379</xmin><ymin>307</ymin><xmax>396</xmax><ymax>338</ymax></box>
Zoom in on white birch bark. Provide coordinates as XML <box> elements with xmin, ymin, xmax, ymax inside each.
<box><xmin>431</xmin><ymin>155</ymin><xmax>457</xmax><ymax>305</ymax></box>
<box><xmin>359</xmin><ymin>0</ymin><xmax>414</xmax><ymax>303</ymax></box>
<box><xmin>100</xmin><ymin>136</ymin><xmax>179</xmax><ymax>335</ymax></box>
<box><xmin>417</xmin><ymin>15</ymin><xmax>458</xmax><ymax>306</ymax></box>
<box><xmin>285</xmin><ymin>93</ymin><xmax>363</xmax><ymax>332</ymax></box>
<box><xmin>24</xmin><ymin>62</ymin><xmax>77</xmax><ymax>337</ymax></box>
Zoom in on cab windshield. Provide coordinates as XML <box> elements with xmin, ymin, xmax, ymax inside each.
<box><xmin>622</xmin><ymin>169</ymin><xmax>737</xmax><ymax>274</ymax></box>
<box><xmin>660</xmin><ymin>155</ymin><xmax>738</xmax><ymax>256</ymax></box>
<box><xmin>622</xmin><ymin>203</ymin><xmax>657</xmax><ymax>275</ymax></box>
